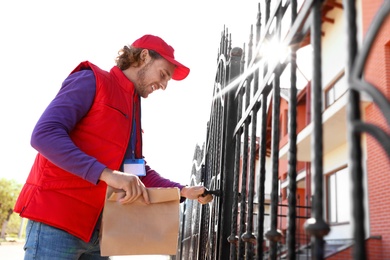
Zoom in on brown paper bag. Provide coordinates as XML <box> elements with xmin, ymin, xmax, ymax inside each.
<box><xmin>100</xmin><ymin>187</ymin><xmax>180</xmax><ymax>256</ymax></box>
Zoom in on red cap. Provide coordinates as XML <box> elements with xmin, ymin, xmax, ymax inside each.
<box><xmin>131</xmin><ymin>34</ymin><xmax>190</xmax><ymax>81</ymax></box>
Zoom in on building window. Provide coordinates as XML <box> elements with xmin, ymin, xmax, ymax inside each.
<box><xmin>324</xmin><ymin>71</ymin><xmax>347</xmax><ymax>109</ymax></box>
<box><xmin>280</xmin><ymin>109</ymin><xmax>288</xmax><ymax>139</ymax></box>
<box><xmin>327</xmin><ymin>167</ymin><xmax>351</xmax><ymax>224</ymax></box>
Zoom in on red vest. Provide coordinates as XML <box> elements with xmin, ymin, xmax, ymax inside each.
<box><xmin>14</xmin><ymin>62</ymin><xmax>142</xmax><ymax>242</ymax></box>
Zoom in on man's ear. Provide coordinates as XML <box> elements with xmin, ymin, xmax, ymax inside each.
<box><xmin>141</xmin><ymin>49</ymin><xmax>150</xmax><ymax>63</ymax></box>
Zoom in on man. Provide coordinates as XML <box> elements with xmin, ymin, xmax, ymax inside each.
<box><xmin>14</xmin><ymin>34</ymin><xmax>213</xmax><ymax>259</ymax></box>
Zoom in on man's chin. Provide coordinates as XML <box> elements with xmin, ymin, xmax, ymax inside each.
<box><xmin>141</xmin><ymin>92</ymin><xmax>150</xmax><ymax>98</ymax></box>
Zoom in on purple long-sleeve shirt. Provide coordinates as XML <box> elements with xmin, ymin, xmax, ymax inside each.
<box><xmin>31</xmin><ymin>69</ymin><xmax>184</xmax><ymax>191</ymax></box>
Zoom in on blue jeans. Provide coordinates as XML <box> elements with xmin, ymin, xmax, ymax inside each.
<box><xmin>23</xmin><ymin>219</ymin><xmax>110</xmax><ymax>260</ymax></box>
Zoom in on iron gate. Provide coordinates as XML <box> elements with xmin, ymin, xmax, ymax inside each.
<box><xmin>175</xmin><ymin>0</ymin><xmax>390</xmax><ymax>259</ymax></box>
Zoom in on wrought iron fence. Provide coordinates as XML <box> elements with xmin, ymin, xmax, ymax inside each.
<box><xmin>175</xmin><ymin>0</ymin><xmax>390</xmax><ymax>259</ymax></box>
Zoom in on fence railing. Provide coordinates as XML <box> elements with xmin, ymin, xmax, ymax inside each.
<box><xmin>174</xmin><ymin>0</ymin><xmax>390</xmax><ymax>259</ymax></box>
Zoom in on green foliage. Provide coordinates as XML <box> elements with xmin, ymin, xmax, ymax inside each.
<box><xmin>7</xmin><ymin>213</ymin><xmax>24</xmax><ymax>236</ymax></box>
<box><xmin>0</xmin><ymin>178</ymin><xmax>22</xmax><ymax>225</ymax></box>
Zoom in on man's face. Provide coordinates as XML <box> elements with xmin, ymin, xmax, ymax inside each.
<box><xmin>135</xmin><ymin>57</ymin><xmax>176</xmax><ymax>98</ymax></box>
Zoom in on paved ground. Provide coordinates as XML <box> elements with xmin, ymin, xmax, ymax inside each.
<box><xmin>0</xmin><ymin>241</ymin><xmax>170</xmax><ymax>259</ymax></box>
<box><xmin>0</xmin><ymin>242</ymin><xmax>24</xmax><ymax>260</ymax></box>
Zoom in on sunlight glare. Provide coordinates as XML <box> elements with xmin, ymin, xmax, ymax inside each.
<box><xmin>259</xmin><ymin>36</ymin><xmax>290</xmax><ymax>68</ymax></box>
<box><xmin>212</xmin><ymin>35</ymin><xmax>290</xmax><ymax>102</ymax></box>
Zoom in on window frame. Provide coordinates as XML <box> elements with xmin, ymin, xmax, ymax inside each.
<box><xmin>324</xmin><ymin>70</ymin><xmax>347</xmax><ymax>109</ymax></box>
<box><xmin>325</xmin><ymin>165</ymin><xmax>351</xmax><ymax>225</ymax></box>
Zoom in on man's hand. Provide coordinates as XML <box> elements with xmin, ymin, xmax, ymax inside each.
<box><xmin>180</xmin><ymin>186</ymin><xmax>214</xmax><ymax>205</ymax></box>
<box><xmin>100</xmin><ymin>168</ymin><xmax>150</xmax><ymax>204</ymax></box>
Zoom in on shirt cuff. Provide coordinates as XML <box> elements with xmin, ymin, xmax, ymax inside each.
<box><xmin>85</xmin><ymin>161</ymin><xmax>107</xmax><ymax>184</ymax></box>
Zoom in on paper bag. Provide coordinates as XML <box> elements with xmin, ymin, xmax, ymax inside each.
<box><xmin>100</xmin><ymin>187</ymin><xmax>180</xmax><ymax>256</ymax></box>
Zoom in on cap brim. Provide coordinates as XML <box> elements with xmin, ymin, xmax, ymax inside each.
<box><xmin>161</xmin><ymin>55</ymin><xmax>190</xmax><ymax>81</ymax></box>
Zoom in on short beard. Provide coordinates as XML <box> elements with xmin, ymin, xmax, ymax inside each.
<box><xmin>135</xmin><ymin>60</ymin><xmax>153</xmax><ymax>98</ymax></box>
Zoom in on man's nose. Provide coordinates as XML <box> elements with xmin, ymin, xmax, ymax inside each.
<box><xmin>160</xmin><ymin>82</ymin><xmax>167</xmax><ymax>90</ymax></box>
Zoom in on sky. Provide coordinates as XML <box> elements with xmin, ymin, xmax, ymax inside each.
<box><xmin>0</xmin><ymin>0</ymin><xmax>260</xmax><ymax>186</ymax></box>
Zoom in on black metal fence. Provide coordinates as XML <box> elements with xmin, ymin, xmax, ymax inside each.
<box><xmin>175</xmin><ymin>0</ymin><xmax>390</xmax><ymax>259</ymax></box>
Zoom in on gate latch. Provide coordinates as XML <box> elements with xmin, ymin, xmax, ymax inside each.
<box><xmin>202</xmin><ymin>189</ymin><xmax>221</xmax><ymax>197</ymax></box>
